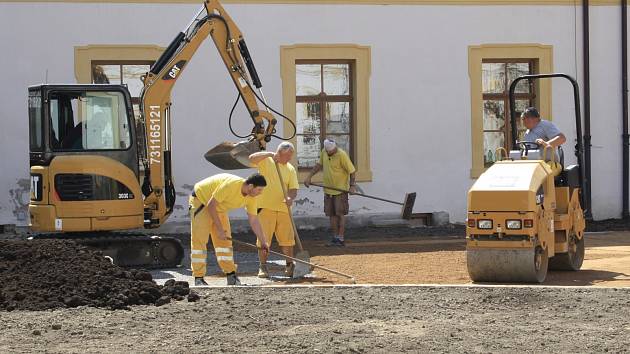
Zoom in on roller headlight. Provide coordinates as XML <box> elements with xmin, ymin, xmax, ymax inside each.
<box><xmin>506</xmin><ymin>220</ymin><xmax>522</xmax><ymax>230</ymax></box>
<box><xmin>477</xmin><ymin>219</ymin><xmax>493</xmax><ymax>229</ymax></box>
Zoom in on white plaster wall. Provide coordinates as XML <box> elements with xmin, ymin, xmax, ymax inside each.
<box><xmin>0</xmin><ymin>2</ymin><xmax>625</xmax><ymax>226</ymax></box>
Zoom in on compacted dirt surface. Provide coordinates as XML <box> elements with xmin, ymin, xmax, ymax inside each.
<box><xmin>1</xmin><ymin>286</ymin><xmax>629</xmax><ymax>353</ymax></box>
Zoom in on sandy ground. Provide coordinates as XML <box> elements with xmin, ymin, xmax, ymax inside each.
<box><xmin>186</xmin><ymin>231</ymin><xmax>630</xmax><ymax>287</ymax></box>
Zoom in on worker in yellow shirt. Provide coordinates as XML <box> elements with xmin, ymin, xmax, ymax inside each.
<box><xmin>248</xmin><ymin>142</ymin><xmax>299</xmax><ymax>278</ymax></box>
<box><xmin>304</xmin><ymin>138</ymin><xmax>356</xmax><ymax>246</ymax></box>
<box><xmin>189</xmin><ymin>173</ymin><xmax>269</xmax><ymax>286</ymax></box>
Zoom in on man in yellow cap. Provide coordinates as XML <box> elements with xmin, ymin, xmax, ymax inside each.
<box><xmin>304</xmin><ymin>138</ymin><xmax>356</xmax><ymax>246</ymax></box>
<box><xmin>189</xmin><ymin>173</ymin><xmax>269</xmax><ymax>286</ymax></box>
<box><xmin>248</xmin><ymin>142</ymin><xmax>299</xmax><ymax>278</ymax></box>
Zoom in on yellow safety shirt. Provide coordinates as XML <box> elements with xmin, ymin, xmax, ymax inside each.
<box><xmin>193</xmin><ymin>173</ymin><xmax>257</xmax><ymax>215</ymax></box>
<box><xmin>320</xmin><ymin>148</ymin><xmax>356</xmax><ymax>196</ymax></box>
<box><xmin>255</xmin><ymin>157</ymin><xmax>299</xmax><ymax>213</ymax></box>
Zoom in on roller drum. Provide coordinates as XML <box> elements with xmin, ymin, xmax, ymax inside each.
<box><xmin>467</xmin><ymin>246</ymin><xmax>548</xmax><ymax>283</ymax></box>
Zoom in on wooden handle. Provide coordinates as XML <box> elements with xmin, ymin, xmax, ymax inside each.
<box><xmin>274</xmin><ymin>161</ymin><xmax>304</xmax><ymax>251</ymax></box>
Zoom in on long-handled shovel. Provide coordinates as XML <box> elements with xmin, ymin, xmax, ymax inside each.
<box><xmin>231</xmin><ymin>239</ymin><xmax>356</xmax><ymax>284</ymax></box>
<box><xmin>274</xmin><ymin>161</ymin><xmax>311</xmax><ymax>278</ymax></box>
<box><xmin>309</xmin><ymin>183</ymin><xmax>417</xmax><ymax>220</ymax></box>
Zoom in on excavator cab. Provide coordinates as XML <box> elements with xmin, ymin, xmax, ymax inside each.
<box><xmin>28</xmin><ymin>84</ymin><xmax>145</xmax><ymax>232</ymax></box>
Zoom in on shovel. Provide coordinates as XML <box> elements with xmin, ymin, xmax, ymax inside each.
<box><xmin>274</xmin><ymin>161</ymin><xmax>311</xmax><ymax>278</ymax></box>
<box><xmin>311</xmin><ymin>183</ymin><xmax>416</xmax><ymax>220</ymax></box>
<box><xmin>204</xmin><ymin>140</ymin><xmax>261</xmax><ymax>170</ymax></box>
<box><xmin>231</xmin><ymin>239</ymin><xmax>356</xmax><ymax>283</ymax></box>
<box><xmin>309</xmin><ymin>183</ymin><xmax>416</xmax><ymax>220</ymax></box>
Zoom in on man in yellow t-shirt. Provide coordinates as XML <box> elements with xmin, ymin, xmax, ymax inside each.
<box><xmin>189</xmin><ymin>173</ymin><xmax>269</xmax><ymax>286</ymax></box>
<box><xmin>305</xmin><ymin>138</ymin><xmax>356</xmax><ymax>247</ymax></box>
<box><xmin>248</xmin><ymin>142</ymin><xmax>299</xmax><ymax>278</ymax></box>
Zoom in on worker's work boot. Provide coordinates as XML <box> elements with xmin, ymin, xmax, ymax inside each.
<box><xmin>226</xmin><ymin>272</ymin><xmax>242</xmax><ymax>286</ymax></box>
<box><xmin>284</xmin><ymin>262</ymin><xmax>295</xmax><ymax>278</ymax></box>
<box><xmin>257</xmin><ymin>264</ymin><xmax>269</xmax><ymax>278</ymax></box>
<box><xmin>194</xmin><ymin>277</ymin><xmax>209</xmax><ymax>286</ymax></box>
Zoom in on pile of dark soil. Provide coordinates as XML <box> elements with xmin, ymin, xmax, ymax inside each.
<box><xmin>0</xmin><ymin>240</ymin><xmax>198</xmax><ymax>311</ymax></box>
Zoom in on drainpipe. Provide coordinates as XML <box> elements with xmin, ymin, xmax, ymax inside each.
<box><xmin>583</xmin><ymin>0</ymin><xmax>593</xmax><ymax>220</ymax></box>
<box><xmin>622</xmin><ymin>0</ymin><xmax>629</xmax><ymax>219</ymax></box>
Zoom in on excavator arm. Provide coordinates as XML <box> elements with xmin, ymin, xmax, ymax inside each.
<box><xmin>139</xmin><ymin>0</ymin><xmax>278</xmax><ymax>226</ymax></box>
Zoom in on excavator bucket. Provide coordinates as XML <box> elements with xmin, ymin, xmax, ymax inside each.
<box><xmin>204</xmin><ymin>140</ymin><xmax>261</xmax><ymax>170</ymax></box>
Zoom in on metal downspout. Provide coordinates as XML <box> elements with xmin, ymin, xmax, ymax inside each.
<box><xmin>583</xmin><ymin>0</ymin><xmax>593</xmax><ymax>219</ymax></box>
<box><xmin>622</xmin><ymin>0</ymin><xmax>629</xmax><ymax>219</ymax></box>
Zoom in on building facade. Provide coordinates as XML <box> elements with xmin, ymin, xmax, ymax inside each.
<box><xmin>0</xmin><ymin>0</ymin><xmax>626</xmax><ymax>228</ymax></box>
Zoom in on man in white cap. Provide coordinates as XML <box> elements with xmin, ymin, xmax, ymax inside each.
<box><xmin>304</xmin><ymin>138</ymin><xmax>356</xmax><ymax>246</ymax></box>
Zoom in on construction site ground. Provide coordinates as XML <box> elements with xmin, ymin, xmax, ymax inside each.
<box><xmin>153</xmin><ymin>227</ymin><xmax>630</xmax><ymax>287</ymax></box>
<box><xmin>2</xmin><ymin>226</ymin><xmax>630</xmax><ymax>352</ymax></box>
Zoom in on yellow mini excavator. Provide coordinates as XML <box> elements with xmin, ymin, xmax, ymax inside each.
<box><xmin>466</xmin><ymin>74</ymin><xmax>587</xmax><ymax>283</ymax></box>
<box><xmin>27</xmin><ymin>0</ymin><xmax>290</xmax><ymax>267</ymax></box>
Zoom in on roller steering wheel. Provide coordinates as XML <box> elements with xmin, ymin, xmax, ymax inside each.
<box><xmin>518</xmin><ymin>141</ymin><xmax>541</xmax><ymax>156</ymax></box>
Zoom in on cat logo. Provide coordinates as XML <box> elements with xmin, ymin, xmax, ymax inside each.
<box><xmin>162</xmin><ymin>60</ymin><xmax>187</xmax><ymax>80</ymax></box>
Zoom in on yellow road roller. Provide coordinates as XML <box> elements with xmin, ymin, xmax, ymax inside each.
<box><xmin>466</xmin><ymin>73</ymin><xmax>587</xmax><ymax>283</ymax></box>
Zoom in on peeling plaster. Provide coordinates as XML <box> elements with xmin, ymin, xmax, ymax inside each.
<box><xmin>293</xmin><ymin>197</ymin><xmax>315</xmax><ymax>206</ymax></box>
<box><xmin>9</xmin><ymin>179</ymin><xmax>29</xmax><ymax>222</ymax></box>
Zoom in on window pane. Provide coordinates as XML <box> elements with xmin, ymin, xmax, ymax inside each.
<box><xmin>483</xmin><ymin>100</ymin><xmax>505</xmax><ymax>130</ymax></box>
<box><xmin>507</xmin><ymin>63</ymin><xmax>531</xmax><ymax>94</ymax></box>
<box><xmin>122</xmin><ymin>64</ymin><xmax>150</xmax><ymax>97</ymax></box>
<box><xmin>93</xmin><ymin>65</ymin><xmax>121</xmax><ymax>84</ymax></box>
<box><xmin>514</xmin><ymin>99</ymin><xmax>530</xmax><ymax>132</ymax></box>
<box><xmin>296</xmin><ymin>102</ymin><xmax>321</xmax><ymax>134</ymax></box>
<box><xmin>325</xmin><ymin>102</ymin><xmax>350</xmax><ymax>134</ymax></box>
<box><xmin>296</xmin><ymin>64</ymin><xmax>321</xmax><ymax>96</ymax></box>
<box><xmin>50</xmin><ymin>91</ymin><xmax>130</xmax><ymax>150</ymax></box>
<box><xmin>482</xmin><ymin>63</ymin><xmax>505</xmax><ymax>94</ymax></box>
<box><xmin>329</xmin><ymin>134</ymin><xmax>350</xmax><ymax>155</ymax></box>
<box><xmin>297</xmin><ymin>135</ymin><xmax>320</xmax><ymax>168</ymax></box>
<box><xmin>483</xmin><ymin>132</ymin><xmax>505</xmax><ymax>167</ymax></box>
<box><xmin>323</xmin><ymin>64</ymin><xmax>350</xmax><ymax>95</ymax></box>
<box><xmin>28</xmin><ymin>93</ymin><xmax>43</xmax><ymax>151</ymax></box>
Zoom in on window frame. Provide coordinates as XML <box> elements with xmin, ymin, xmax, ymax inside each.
<box><xmin>90</xmin><ymin>60</ymin><xmax>154</xmax><ymax>106</ymax></box>
<box><xmin>468</xmin><ymin>44</ymin><xmax>553</xmax><ymax>178</ymax></box>
<box><xmin>295</xmin><ymin>59</ymin><xmax>354</xmax><ymax>169</ymax></box>
<box><xmin>280</xmin><ymin>44</ymin><xmax>372</xmax><ymax>183</ymax></box>
<box><xmin>47</xmin><ymin>89</ymin><xmax>134</xmax><ymax>152</ymax></box>
<box><xmin>481</xmin><ymin>58</ymin><xmax>537</xmax><ymax>167</ymax></box>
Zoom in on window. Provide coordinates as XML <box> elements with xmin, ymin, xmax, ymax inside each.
<box><xmin>28</xmin><ymin>91</ymin><xmax>43</xmax><ymax>151</ymax></box>
<box><xmin>91</xmin><ymin>61</ymin><xmax>153</xmax><ymax>123</ymax></box>
<box><xmin>295</xmin><ymin>61</ymin><xmax>353</xmax><ymax>168</ymax></box>
<box><xmin>75</xmin><ymin>45</ymin><xmax>165</xmax><ymax>122</ymax></box>
<box><xmin>280</xmin><ymin>44</ymin><xmax>372</xmax><ymax>182</ymax></box>
<box><xmin>49</xmin><ymin>91</ymin><xmax>131</xmax><ymax>151</ymax></box>
<box><xmin>468</xmin><ymin>44</ymin><xmax>553</xmax><ymax>178</ymax></box>
<box><xmin>482</xmin><ymin>59</ymin><xmax>536</xmax><ymax>167</ymax></box>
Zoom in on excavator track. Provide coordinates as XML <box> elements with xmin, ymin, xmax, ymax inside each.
<box><xmin>30</xmin><ymin>233</ymin><xmax>185</xmax><ymax>269</ymax></box>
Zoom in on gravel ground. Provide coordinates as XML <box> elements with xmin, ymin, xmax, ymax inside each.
<box><xmin>1</xmin><ymin>286</ymin><xmax>629</xmax><ymax>353</ymax></box>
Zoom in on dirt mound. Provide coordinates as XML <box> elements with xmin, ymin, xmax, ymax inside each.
<box><xmin>0</xmin><ymin>239</ymin><xmax>197</xmax><ymax>311</ymax></box>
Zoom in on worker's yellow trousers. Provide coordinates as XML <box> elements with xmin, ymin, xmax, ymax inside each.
<box><xmin>189</xmin><ymin>196</ymin><xmax>236</xmax><ymax>277</ymax></box>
